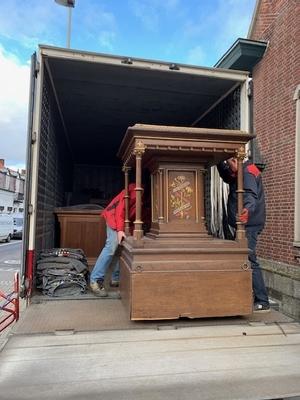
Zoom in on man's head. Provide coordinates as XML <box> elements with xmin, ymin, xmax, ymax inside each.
<box><xmin>227</xmin><ymin>157</ymin><xmax>238</xmax><ymax>173</ymax></box>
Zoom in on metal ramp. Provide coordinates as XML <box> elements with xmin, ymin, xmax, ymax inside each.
<box><xmin>1</xmin><ymin>320</ymin><xmax>300</xmax><ymax>400</ymax></box>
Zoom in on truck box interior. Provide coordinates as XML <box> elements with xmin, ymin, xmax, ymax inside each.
<box><xmin>31</xmin><ymin>46</ymin><xmax>248</xmax><ymax>279</ymax></box>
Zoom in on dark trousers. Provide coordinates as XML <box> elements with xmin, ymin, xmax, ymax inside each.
<box><xmin>246</xmin><ymin>229</ymin><xmax>269</xmax><ymax>306</ymax></box>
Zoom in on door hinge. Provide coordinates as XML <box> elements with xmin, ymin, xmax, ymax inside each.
<box><xmin>31</xmin><ymin>131</ymin><xmax>37</xmax><ymax>144</ymax></box>
<box><xmin>28</xmin><ymin>204</ymin><xmax>33</xmax><ymax>215</ymax></box>
<box><xmin>247</xmin><ymin>79</ymin><xmax>253</xmax><ymax>97</ymax></box>
<box><xmin>34</xmin><ymin>61</ymin><xmax>40</xmax><ymax>78</ymax></box>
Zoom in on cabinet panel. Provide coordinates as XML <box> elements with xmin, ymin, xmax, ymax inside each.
<box><xmin>55</xmin><ymin>209</ymin><xmax>106</xmax><ymax>268</ymax></box>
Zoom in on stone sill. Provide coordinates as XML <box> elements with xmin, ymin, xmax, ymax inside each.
<box><xmin>260</xmin><ymin>258</ymin><xmax>300</xmax><ymax>281</ymax></box>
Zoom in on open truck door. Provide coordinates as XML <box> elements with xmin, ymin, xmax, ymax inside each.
<box><xmin>20</xmin><ymin>52</ymin><xmax>39</xmax><ymax>299</ymax></box>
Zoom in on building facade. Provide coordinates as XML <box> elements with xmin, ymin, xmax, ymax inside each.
<box><xmin>248</xmin><ymin>0</ymin><xmax>300</xmax><ymax>318</ymax></box>
<box><xmin>0</xmin><ymin>159</ymin><xmax>25</xmax><ymax>214</ymax></box>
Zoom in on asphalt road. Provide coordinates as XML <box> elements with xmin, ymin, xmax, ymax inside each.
<box><xmin>0</xmin><ymin>240</ymin><xmax>22</xmax><ymax>293</ymax></box>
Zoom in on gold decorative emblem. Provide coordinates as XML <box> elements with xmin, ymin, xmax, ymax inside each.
<box><xmin>170</xmin><ymin>175</ymin><xmax>193</xmax><ymax>219</ymax></box>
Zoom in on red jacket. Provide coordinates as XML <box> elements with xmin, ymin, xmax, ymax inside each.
<box><xmin>102</xmin><ymin>184</ymin><xmax>136</xmax><ymax>232</ymax></box>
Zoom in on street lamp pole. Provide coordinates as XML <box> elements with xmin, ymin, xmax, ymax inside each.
<box><xmin>54</xmin><ymin>0</ymin><xmax>75</xmax><ymax>49</ymax></box>
<box><xmin>67</xmin><ymin>6</ymin><xmax>72</xmax><ymax>48</ymax></box>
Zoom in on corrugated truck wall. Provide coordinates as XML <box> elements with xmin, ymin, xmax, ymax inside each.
<box><xmin>36</xmin><ymin>66</ymin><xmax>73</xmax><ymax>255</ymax></box>
<box><xmin>196</xmin><ymin>87</ymin><xmax>241</xmax><ymax>238</ymax></box>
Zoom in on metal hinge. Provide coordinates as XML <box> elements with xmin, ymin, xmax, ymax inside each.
<box><xmin>34</xmin><ymin>61</ymin><xmax>40</xmax><ymax>78</ymax></box>
<box><xmin>28</xmin><ymin>204</ymin><xmax>33</xmax><ymax>215</ymax></box>
<box><xmin>247</xmin><ymin>79</ymin><xmax>253</xmax><ymax>97</ymax></box>
<box><xmin>31</xmin><ymin>131</ymin><xmax>37</xmax><ymax>144</ymax></box>
<box><xmin>169</xmin><ymin>63</ymin><xmax>180</xmax><ymax>71</ymax></box>
<box><xmin>121</xmin><ymin>58</ymin><xmax>133</xmax><ymax>65</ymax></box>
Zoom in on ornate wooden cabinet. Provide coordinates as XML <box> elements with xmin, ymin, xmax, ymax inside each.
<box><xmin>118</xmin><ymin>124</ymin><xmax>254</xmax><ymax>320</ymax></box>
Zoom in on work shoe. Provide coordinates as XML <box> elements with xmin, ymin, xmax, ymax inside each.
<box><xmin>110</xmin><ymin>280</ymin><xmax>119</xmax><ymax>287</ymax></box>
<box><xmin>253</xmin><ymin>303</ymin><xmax>270</xmax><ymax>313</ymax></box>
<box><xmin>90</xmin><ymin>281</ymin><xmax>107</xmax><ymax>297</ymax></box>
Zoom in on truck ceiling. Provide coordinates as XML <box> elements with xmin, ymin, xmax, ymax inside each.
<box><xmin>40</xmin><ymin>45</ymin><xmax>249</xmax><ymax>165</ymax></box>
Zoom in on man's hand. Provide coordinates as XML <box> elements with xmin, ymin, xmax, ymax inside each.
<box><xmin>239</xmin><ymin>208</ymin><xmax>249</xmax><ymax>224</ymax></box>
<box><xmin>117</xmin><ymin>230</ymin><xmax>126</xmax><ymax>244</ymax></box>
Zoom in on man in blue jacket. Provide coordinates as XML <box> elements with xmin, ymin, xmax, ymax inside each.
<box><xmin>218</xmin><ymin>157</ymin><xmax>270</xmax><ymax>313</ymax></box>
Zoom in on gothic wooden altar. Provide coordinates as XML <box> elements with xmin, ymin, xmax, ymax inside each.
<box><xmin>117</xmin><ymin>124</ymin><xmax>254</xmax><ymax>320</ymax></box>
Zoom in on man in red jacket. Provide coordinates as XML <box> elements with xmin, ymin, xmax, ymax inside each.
<box><xmin>90</xmin><ymin>183</ymin><xmax>137</xmax><ymax>297</ymax></box>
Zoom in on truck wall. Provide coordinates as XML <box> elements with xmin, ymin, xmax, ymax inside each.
<box><xmin>71</xmin><ymin>164</ymin><xmax>123</xmax><ymax>207</ymax></box>
<box><xmin>196</xmin><ymin>87</ymin><xmax>241</xmax><ymax>238</ymax></box>
<box><xmin>35</xmin><ymin>66</ymin><xmax>124</xmax><ymax>257</ymax></box>
<box><xmin>36</xmin><ymin>67</ymin><xmax>73</xmax><ymax>252</ymax></box>
<box><xmin>197</xmin><ymin>87</ymin><xmax>241</xmax><ymax>130</ymax></box>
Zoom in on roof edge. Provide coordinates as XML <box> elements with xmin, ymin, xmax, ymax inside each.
<box><xmin>247</xmin><ymin>0</ymin><xmax>261</xmax><ymax>39</ymax></box>
<box><xmin>214</xmin><ymin>38</ymin><xmax>267</xmax><ymax>72</ymax></box>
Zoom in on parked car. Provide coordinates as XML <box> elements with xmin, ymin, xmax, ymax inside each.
<box><xmin>12</xmin><ymin>213</ymin><xmax>23</xmax><ymax>239</ymax></box>
<box><xmin>0</xmin><ymin>213</ymin><xmax>14</xmax><ymax>242</ymax></box>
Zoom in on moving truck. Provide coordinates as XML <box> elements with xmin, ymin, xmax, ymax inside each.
<box><xmin>21</xmin><ymin>45</ymin><xmax>250</xmax><ymax>301</ymax></box>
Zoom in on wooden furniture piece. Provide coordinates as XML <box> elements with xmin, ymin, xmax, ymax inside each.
<box><xmin>117</xmin><ymin>124</ymin><xmax>254</xmax><ymax>320</ymax></box>
<box><xmin>54</xmin><ymin>207</ymin><xmax>106</xmax><ymax>268</ymax></box>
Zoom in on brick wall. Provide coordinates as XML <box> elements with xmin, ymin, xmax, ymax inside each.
<box><xmin>250</xmin><ymin>0</ymin><xmax>300</xmax><ymax>266</ymax></box>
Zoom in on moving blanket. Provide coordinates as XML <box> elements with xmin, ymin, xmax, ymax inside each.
<box><xmin>36</xmin><ymin>248</ymin><xmax>88</xmax><ymax>297</ymax></box>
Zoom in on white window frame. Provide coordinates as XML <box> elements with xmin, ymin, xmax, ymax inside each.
<box><xmin>294</xmin><ymin>84</ymin><xmax>300</xmax><ymax>246</ymax></box>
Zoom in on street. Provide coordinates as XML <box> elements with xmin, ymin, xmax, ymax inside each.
<box><xmin>0</xmin><ymin>240</ymin><xmax>22</xmax><ymax>290</ymax></box>
<box><xmin>0</xmin><ymin>240</ymin><xmax>22</xmax><ymax>321</ymax></box>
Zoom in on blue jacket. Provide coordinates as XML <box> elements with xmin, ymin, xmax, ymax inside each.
<box><xmin>217</xmin><ymin>161</ymin><xmax>266</xmax><ymax>231</ymax></box>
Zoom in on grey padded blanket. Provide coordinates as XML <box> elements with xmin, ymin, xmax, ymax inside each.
<box><xmin>36</xmin><ymin>248</ymin><xmax>88</xmax><ymax>297</ymax></box>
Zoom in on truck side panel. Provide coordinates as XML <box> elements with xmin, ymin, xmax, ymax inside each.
<box><xmin>36</xmin><ymin>65</ymin><xmax>73</xmax><ymax>252</ymax></box>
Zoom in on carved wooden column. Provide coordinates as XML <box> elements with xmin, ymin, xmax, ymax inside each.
<box><xmin>158</xmin><ymin>168</ymin><xmax>164</xmax><ymax>224</ymax></box>
<box><xmin>236</xmin><ymin>146</ymin><xmax>246</xmax><ymax>240</ymax></box>
<box><xmin>133</xmin><ymin>141</ymin><xmax>146</xmax><ymax>240</ymax></box>
<box><xmin>123</xmin><ymin>165</ymin><xmax>131</xmax><ymax>236</ymax></box>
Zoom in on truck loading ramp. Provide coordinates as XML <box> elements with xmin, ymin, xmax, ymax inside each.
<box><xmin>0</xmin><ymin>309</ymin><xmax>300</xmax><ymax>400</ymax></box>
<box><xmin>1</xmin><ymin>287</ymin><xmax>299</xmax><ymax>400</ymax></box>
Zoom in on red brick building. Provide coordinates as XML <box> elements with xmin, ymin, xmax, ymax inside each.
<box><xmin>216</xmin><ymin>0</ymin><xmax>299</xmax><ymax>318</ymax></box>
<box><xmin>248</xmin><ymin>0</ymin><xmax>300</xmax><ymax>318</ymax></box>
